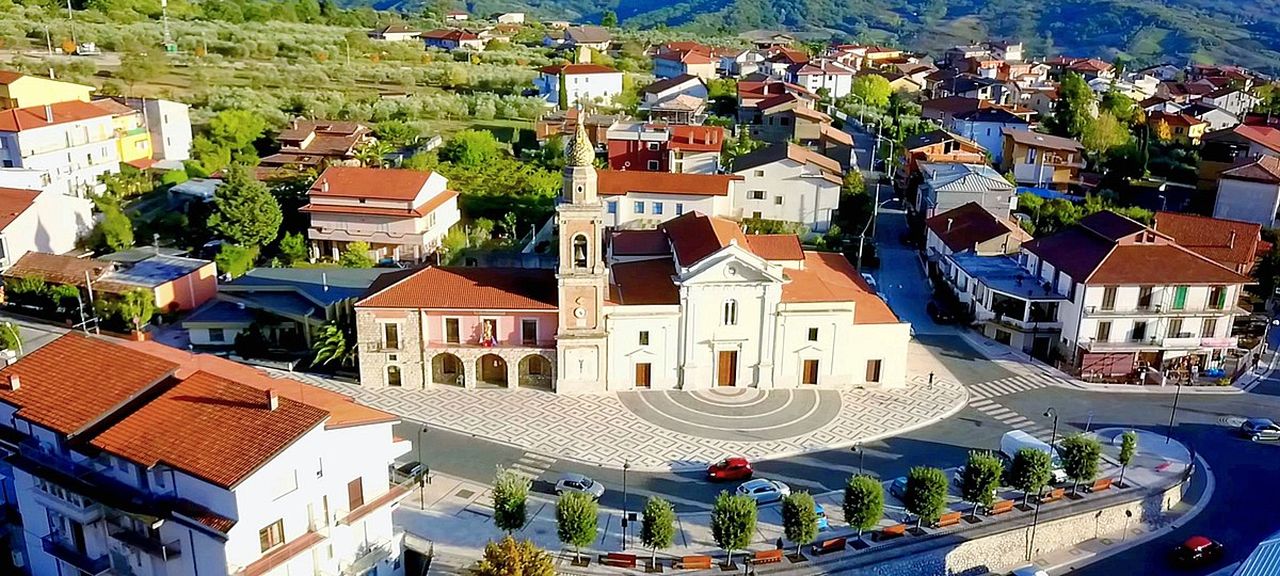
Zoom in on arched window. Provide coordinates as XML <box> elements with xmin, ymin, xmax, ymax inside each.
<box><xmin>572</xmin><ymin>235</ymin><xmax>589</xmax><ymax>269</ymax></box>
<box><xmin>386</xmin><ymin>365</ymin><xmax>402</xmax><ymax>387</ymax></box>
<box><xmin>722</xmin><ymin>299</ymin><xmax>738</xmax><ymax>326</ymax></box>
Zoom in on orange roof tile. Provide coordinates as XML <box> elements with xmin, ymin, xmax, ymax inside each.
<box><xmin>0</xmin><ymin>100</ymin><xmax>113</xmax><ymax>132</ymax></box>
<box><xmin>610</xmin><ymin>259</ymin><xmax>679</xmax><ymax>305</ymax></box>
<box><xmin>782</xmin><ymin>252</ymin><xmax>899</xmax><ymax>323</ymax></box>
<box><xmin>310</xmin><ymin>167</ymin><xmax>433</xmax><ymax>201</ymax></box>
<box><xmin>0</xmin><ymin>188</ymin><xmax>39</xmax><ymax>231</ymax></box>
<box><xmin>611</xmin><ymin>229</ymin><xmax>670</xmax><ymax>256</ymax></box>
<box><xmin>669</xmin><ymin>125</ymin><xmax>724</xmax><ymax>152</ymax></box>
<box><xmin>358</xmin><ymin>266</ymin><xmax>558</xmax><ymax>309</ymax></box>
<box><xmin>1153</xmin><ymin>211</ymin><xmax>1262</xmax><ymax>270</ymax></box>
<box><xmin>597</xmin><ymin>170</ymin><xmax>740</xmax><ymax>197</ymax></box>
<box><xmin>538</xmin><ymin>63</ymin><xmax>619</xmax><ymax>75</ymax></box>
<box><xmin>661</xmin><ymin>212</ymin><xmax>747</xmax><ymax>266</ymax></box>
<box><xmin>0</xmin><ymin>333</ymin><xmax>178</xmax><ymax>436</ymax></box>
<box><xmin>3</xmin><ymin>252</ymin><xmax>111</xmax><ymax>286</ymax></box>
<box><xmin>746</xmin><ymin>235</ymin><xmax>804</xmax><ymax>260</ymax></box>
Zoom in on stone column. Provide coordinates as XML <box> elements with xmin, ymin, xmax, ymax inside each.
<box><xmin>506</xmin><ymin>352</ymin><xmax>520</xmax><ymax>389</ymax></box>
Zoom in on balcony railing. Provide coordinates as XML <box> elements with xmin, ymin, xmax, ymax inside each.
<box><xmin>1085</xmin><ymin>304</ymin><xmax>1239</xmax><ymax>317</ymax></box>
<box><xmin>340</xmin><ymin>532</ymin><xmax>403</xmax><ymax>576</ymax></box>
<box><xmin>107</xmin><ymin>515</ymin><xmax>181</xmax><ymax>561</ymax></box>
<box><xmin>41</xmin><ymin>534</ymin><xmax>110</xmax><ymax>575</ymax></box>
<box><xmin>1083</xmin><ymin>336</ymin><xmax>1239</xmax><ymax>351</ymax></box>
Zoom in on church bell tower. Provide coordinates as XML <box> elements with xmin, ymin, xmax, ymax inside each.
<box><xmin>554</xmin><ymin>120</ymin><xmax>609</xmax><ymax>393</ymax></box>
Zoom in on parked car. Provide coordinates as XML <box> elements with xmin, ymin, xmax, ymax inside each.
<box><xmin>1008</xmin><ymin>565</ymin><xmax>1048</xmax><ymax>576</ymax></box>
<box><xmin>707</xmin><ymin>457</ymin><xmax>754</xmax><ymax>481</ymax></box>
<box><xmin>1171</xmin><ymin>536</ymin><xmax>1224</xmax><ymax>566</ymax></box>
<box><xmin>392</xmin><ymin>460</ymin><xmax>424</xmax><ymax>483</ymax></box>
<box><xmin>1000</xmin><ymin>430</ymin><xmax>1068</xmax><ymax>483</ymax></box>
<box><xmin>735</xmin><ymin>478</ymin><xmax>790</xmax><ymax>505</ymax></box>
<box><xmin>815</xmin><ymin>503</ymin><xmax>829</xmax><ymax>530</ymax></box>
<box><xmin>927</xmin><ymin>299</ymin><xmax>958</xmax><ymax>324</ymax></box>
<box><xmin>555</xmin><ymin>473</ymin><xmax>605</xmax><ymax>499</ymax></box>
<box><xmin>1240</xmin><ymin>418</ymin><xmax>1280</xmax><ymax>442</ymax></box>
<box><xmin>888</xmin><ymin>476</ymin><xmax>908</xmax><ymax>499</ymax></box>
<box><xmin>860</xmin><ymin>273</ymin><xmax>878</xmax><ymax>292</ymax></box>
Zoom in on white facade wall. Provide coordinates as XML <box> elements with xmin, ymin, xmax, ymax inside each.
<box><xmin>1213</xmin><ymin>177</ymin><xmax>1280</xmax><ymax>228</ymax></box>
<box><xmin>0</xmin><ymin>188</ymin><xmax>94</xmax><ymax>268</ymax></box>
<box><xmin>143</xmin><ymin>99</ymin><xmax>193</xmax><ymax>161</ymax></box>
<box><xmin>536</xmin><ymin>72</ymin><xmax>624</xmax><ymax>107</ymax></box>
<box><xmin>670</xmin><ymin>150</ymin><xmax>719</xmax><ymax>174</ymax></box>
<box><xmin>796</xmin><ymin>73</ymin><xmax>852</xmax><ymax>99</ymax></box>
<box><xmin>0</xmin><ymin>115</ymin><xmax>120</xmax><ymax>196</ymax></box>
<box><xmin>653</xmin><ymin>58</ymin><xmax>686</xmax><ymax>79</ymax></box>
<box><xmin>951</xmin><ymin>120</ymin><xmax>1026</xmax><ymax>165</ymax></box>
<box><xmin>677</xmin><ymin>252</ymin><xmax>783</xmax><ymax>390</ymax></box>
<box><xmin>604</xmin><ymin>305</ymin><xmax>682</xmax><ymax>389</ymax></box>
<box><xmin>603</xmin><ymin>192</ymin><xmax>727</xmax><ymax>227</ymax></box>
<box><xmin>733</xmin><ymin>158</ymin><xmax>840</xmax><ymax>233</ymax></box>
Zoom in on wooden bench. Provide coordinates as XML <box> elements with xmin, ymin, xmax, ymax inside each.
<box><xmin>810</xmin><ymin>537</ymin><xmax>847</xmax><ymax>555</ymax></box>
<box><xmin>1088</xmin><ymin>478</ymin><xmax>1113</xmax><ymax>493</ymax></box>
<box><xmin>751</xmin><ymin>549</ymin><xmax>784</xmax><ymax>565</ymax></box>
<box><xmin>676</xmin><ymin>555</ymin><xmax>713</xmax><ymax>570</ymax></box>
<box><xmin>1039</xmin><ymin>487</ymin><xmax>1065</xmax><ymax>504</ymax></box>
<box><xmin>934</xmin><ymin>511</ymin><xmax>962</xmax><ymax>528</ymax></box>
<box><xmin>988</xmin><ymin>499</ymin><xmax>1014</xmax><ymax>516</ymax></box>
<box><xmin>877</xmin><ymin>524</ymin><xmax>907</xmax><ymax>541</ymax></box>
<box><xmin>603</xmin><ymin>553</ymin><xmax>637</xmax><ymax>568</ymax></box>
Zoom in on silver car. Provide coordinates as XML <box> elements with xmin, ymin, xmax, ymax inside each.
<box><xmin>555</xmin><ymin>473</ymin><xmax>605</xmax><ymax>499</ymax></box>
<box><xmin>735</xmin><ymin>478</ymin><xmax>790</xmax><ymax>505</ymax></box>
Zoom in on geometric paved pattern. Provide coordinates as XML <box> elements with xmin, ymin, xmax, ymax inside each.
<box><xmin>967</xmin><ymin>373</ymin><xmax>1071</xmax><ymax>400</ymax></box>
<box><xmin>618</xmin><ymin>388</ymin><xmax>842</xmax><ymax>441</ymax></box>
<box><xmin>265</xmin><ymin>369</ymin><xmax>967</xmax><ymax>472</ymax></box>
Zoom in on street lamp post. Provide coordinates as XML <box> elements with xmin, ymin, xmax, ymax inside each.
<box><xmin>855</xmin><ymin>198</ymin><xmax>895</xmax><ymax>270</ymax></box>
<box><xmin>1166</xmin><ymin>376</ymin><xmax>1184</xmax><ymax>444</ymax></box>
<box><xmin>851</xmin><ymin>443</ymin><xmax>865</xmax><ymax>475</ymax></box>
<box><xmin>622</xmin><ymin>460</ymin><xmax>630</xmax><ymax>550</ymax></box>
<box><xmin>1027</xmin><ymin>408</ymin><xmax>1059</xmax><ymax>562</ymax></box>
<box><xmin>417</xmin><ymin>425</ymin><xmax>428</xmax><ymax>509</ymax></box>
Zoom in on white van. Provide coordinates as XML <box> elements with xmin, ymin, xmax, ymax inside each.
<box><xmin>1000</xmin><ymin>430</ymin><xmax>1068</xmax><ymax>483</ymax></box>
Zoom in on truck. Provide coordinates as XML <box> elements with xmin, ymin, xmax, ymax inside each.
<box><xmin>1000</xmin><ymin>430</ymin><xmax>1068</xmax><ymax>483</ymax></box>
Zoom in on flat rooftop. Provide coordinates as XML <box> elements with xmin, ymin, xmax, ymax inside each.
<box><xmin>950</xmin><ymin>251</ymin><xmax>1068</xmax><ymax>301</ymax></box>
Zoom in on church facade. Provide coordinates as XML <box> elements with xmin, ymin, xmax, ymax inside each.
<box><xmin>354</xmin><ymin>123</ymin><xmax>911</xmax><ymax>394</ymax></box>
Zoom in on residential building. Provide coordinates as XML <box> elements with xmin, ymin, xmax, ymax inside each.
<box><xmin>916</xmin><ymin>162</ymin><xmax>1017</xmax><ymax>219</ymax></box>
<box><xmin>743</xmin><ymin>93</ymin><xmax>854</xmax><ymax>167</ymax></box>
<box><xmin>668</xmin><ymin>125</ymin><xmax>723</xmax><ymax>174</ymax></box>
<box><xmin>740</xmin><ymin>31</ymin><xmax>795</xmax><ymax>49</ymax></box>
<box><xmin>933</xmin><ymin>74</ymin><xmax>1011</xmax><ymax>105</ymax></box>
<box><xmin>900</xmin><ymin>130</ymin><xmax>988</xmax><ymax>186</ymax></box>
<box><xmin>987</xmin><ymin>40</ymin><xmax>1023</xmax><ymax>62</ymax></box>
<box><xmin>302</xmin><ymin>167</ymin><xmax>460</xmax><ymax>264</ymax></box>
<box><xmin>1177</xmin><ymin>102</ymin><xmax>1239</xmax><ymax>132</ymax></box>
<box><xmin>1000</xmin><ymin>129</ymin><xmax>1084</xmax><ymax>189</ymax></box>
<box><xmin>533</xmin><ymin>108</ymin><xmax>624</xmax><ymax>147</ymax></box>
<box><xmin>534</xmin><ymin>64</ymin><xmax>624</xmax><ymax>108</ymax></box>
<box><xmin>444</xmin><ymin>10</ymin><xmax>468</xmax><ymax>21</ymax></box>
<box><xmin>421</xmin><ymin>29</ymin><xmax>484</xmax><ymax>51</ymax></box>
<box><xmin>0</xmin><ymin>100</ymin><xmax>120</xmax><ymax>197</ymax></box>
<box><xmin>638</xmin><ymin>75</ymin><xmax>708</xmax><ymax>124</ymax></box>
<box><xmin>1019</xmin><ymin>211</ymin><xmax>1249</xmax><ymax>379</ymax></box>
<box><xmin>1152</xmin><ymin>211</ymin><xmax>1263</xmax><ymax>275</ymax></box>
<box><xmin>0</xmin><ymin>332</ymin><xmax>407</xmax><ymax>576</ymax></box>
<box><xmin>258</xmin><ymin>120</ymin><xmax>373</xmax><ymax>177</ymax></box>
<box><xmin>731</xmin><ymin>143</ymin><xmax>843</xmax><ymax>233</ymax></box>
<box><xmin>1087</xmin><ymin>75</ymin><xmax>1159</xmax><ymax>100</ymax></box>
<box><xmin>950</xmin><ymin>107</ymin><xmax>1029</xmax><ymax>164</ymax></box>
<box><xmin>598</xmin><ymin>169</ymin><xmax>740</xmax><ymax>228</ymax></box>
<box><xmin>4</xmin><ymin>250</ymin><xmax>216</xmax><ymax>311</ymax></box>
<box><xmin>941</xmin><ymin>250</ymin><xmax>1066</xmax><ymax>359</ymax></box>
<box><xmin>1198</xmin><ymin>124</ymin><xmax>1280</xmax><ymax>189</ymax></box>
<box><xmin>654</xmin><ymin>50</ymin><xmax>717</xmax><ymax>80</ymax></box>
<box><xmin>1200</xmin><ymin>87</ymin><xmax>1261</xmax><ymax>118</ymax></box>
<box><xmin>1148</xmin><ymin>111</ymin><xmax>1209</xmax><ymax>145</ymax></box>
<box><xmin>355</xmin><ymin>125</ymin><xmax>909</xmax><ymax>393</ymax></box>
<box><xmin>1212</xmin><ymin>156</ymin><xmax>1280</xmax><ymax>228</ymax></box>
<box><xmin>92</xmin><ymin>98</ymin><xmax>153</xmax><ymax>166</ymax></box>
<box><xmin>124</xmin><ymin>97</ymin><xmax>193</xmax><ymax>162</ymax></box>
<box><xmin>563</xmin><ymin>26</ymin><xmax>611</xmax><ymax>51</ymax></box>
<box><xmin>789</xmin><ymin>59</ymin><xmax>856</xmax><ymax>99</ymax></box>
<box><xmin>0</xmin><ymin>71</ymin><xmax>93</xmax><ymax>109</ymax></box>
<box><xmin>924</xmin><ymin>202</ymin><xmax>1030</xmax><ymax>262</ymax></box>
<box><xmin>720</xmin><ymin>50</ymin><xmax>766</xmax><ymax>77</ymax></box>
<box><xmin>369</xmin><ymin>24</ymin><xmax>421</xmax><ymax>41</ymax></box>
<box><xmin>605</xmin><ymin>122</ymin><xmax>723</xmax><ymax>174</ymax></box>
<box><xmin>495</xmin><ymin>12</ymin><xmax>525</xmax><ymax>24</ymax></box>
<box><xmin>0</xmin><ymin>187</ymin><xmax>93</xmax><ymax>268</ymax></box>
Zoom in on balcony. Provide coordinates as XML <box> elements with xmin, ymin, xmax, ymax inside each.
<box><xmin>340</xmin><ymin>532</ymin><xmax>403</xmax><ymax>576</ymax></box>
<box><xmin>411</xmin><ymin>339</ymin><xmax>557</xmax><ymax>351</ymax></box>
<box><xmin>1081</xmin><ymin>336</ymin><xmax>1239</xmax><ymax>352</ymax></box>
<box><xmin>1085</xmin><ymin>304</ymin><xmax>1242</xmax><ymax>318</ymax></box>
<box><xmin>41</xmin><ymin>534</ymin><xmax>110</xmax><ymax>575</ymax></box>
<box><xmin>107</xmin><ymin>515</ymin><xmax>181</xmax><ymax>561</ymax></box>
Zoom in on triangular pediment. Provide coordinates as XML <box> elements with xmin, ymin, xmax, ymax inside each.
<box><xmin>679</xmin><ymin>244</ymin><xmax>786</xmax><ymax>285</ymax></box>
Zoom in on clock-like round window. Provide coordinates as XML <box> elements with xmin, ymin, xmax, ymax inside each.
<box><xmin>573</xmin><ymin>307</ymin><xmax>586</xmax><ymax>318</ymax></box>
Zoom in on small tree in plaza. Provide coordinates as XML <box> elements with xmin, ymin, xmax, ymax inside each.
<box><xmin>781</xmin><ymin>492</ymin><xmax>819</xmax><ymax>556</ymax></box>
<box><xmin>476</xmin><ymin>536</ymin><xmax>555</xmax><ymax>576</ymax></box>
<box><xmin>1060</xmin><ymin>434</ymin><xmax>1103</xmax><ymax>495</ymax></box>
<box><xmin>641</xmin><ymin>497</ymin><xmax>676</xmax><ymax>566</ymax></box>
<box><xmin>1118</xmin><ymin>430</ymin><xmax>1138</xmax><ymax>488</ymax></box>
<box><xmin>492</xmin><ymin>467</ymin><xmax>531</xmax><ymax>534</ymax></box>
<box><xmin>959</xmin><ymin>451</ymin><xmax>1004</xmax><ymax>519</ymax></box>
<box><xmin>710</xmin><ymin>492</ymin><xmax>757</xmax><ymax>566</ymax></box>
<box><xmin>903</xmin><ymin>467</ymin><xmax>948</xmax><ymax>530</ymax></box>
<box><xmin>1009</xmin><ymin>448</ymin><xmax>1053</xmax><ymax>507</ymax></box>
<box><xmin>556</xmin><ymin>492</ymin><xmax>598</xmax><ymax>563</ymax></box>
<box><xmin>842</xmin><ymin>474</ymin><xmax>884</xmax><ymax>542</ymax></box>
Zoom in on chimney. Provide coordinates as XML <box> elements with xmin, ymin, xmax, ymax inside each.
<box><xmin>322</xmin><ymin>272</ymin><xmax>329</xmax><ymax>292</ymax></box>
<box><xmin>267</xmin><ymin>390</ymin><xmax>279</xmax><ymax>411</ymax></box>
<box><xmin>7</xmin><ymin>374</ymin><xmax>18</xmax><ymax>391</ymax></box>
<box><xmin>321</xmin><ymin>180</ymin><xmax>329</xmax><ymax>193</ymax></box>
<box><xmin>1228</xmin><ymin>230</ymin><xmax>1236</xmax><ymax>249</ymax></box>
<box><xmin>43</xmin><ymin>105</ymin><xmax>53</xmax><ymax>123</ymax></box>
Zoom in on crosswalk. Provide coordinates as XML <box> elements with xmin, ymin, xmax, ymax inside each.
<box><xmin>968</xmin><ymin>399</ymin><xmax>1056</xmax><ymax>442</ymax></box>
<box><xmin>967</xmin><ymin>373</ymin><xmax>1066</xmax><ymax>400</ymax></box>
<box><xmin>509</xmin><ymin>452</ymin><xmax>557</xmax><ymax>479</ymax></box>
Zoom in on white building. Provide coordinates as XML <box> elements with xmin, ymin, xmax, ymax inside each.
<box><xmin>0</xmin><ymin>100</ymin><xmax>120</xmax><ymax>196</ymax></box>
<box><xmin>789</xmin><ymin>59</ymin><xmax>856</xmax><ymax>99</ymax></box>
<box><xmin>125</xmin><ymin>98</ymin><xmax>193</xmax><ymax>162</ymax></box>
<box><xmin>534</xmin><ymin>64</ymin><xmax>624</xmax><ymax>108</ymax></box>
<box><xmin>731</xmin><ymin>143</ymin><xmax>843</xmax><ymax>233</ymax></box>
<box><xmin>599</xmin><ymin>169</ymin><xmax>740</xmax><ymax>228</ymax></box>
<box><xmin>495</xmin><ymin>12</ymin><xmax>525</xmax><ymax>23</ymax></box>
<box><xmin>0</xmin><ymin>333</ymin><xmax>409</xmax><ymax>576</ymax></box>
<box><xmin>917</xmin><ymin>162</ymin><xmax>1017</xmax><ymax>220</ymax></box>
<box><xmin>353</xmin><ymin>124</ymin><xmax>910</xmax><ymax>393</ymax></box>
<box><xmin>0</xmin><ymin>185</ymin><xmax>94</xmax><ymax>268</ymax></box>
<box><xmin>1212</xmin><ymin>156</ymin><xmax>1280</xmax><ymax>228</ymax></box>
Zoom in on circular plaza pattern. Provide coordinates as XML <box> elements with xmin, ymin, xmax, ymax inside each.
<box><xmin>617</xmin><ymin>388</ymin><xmax>843</xmax><ymax>441</ymax></box>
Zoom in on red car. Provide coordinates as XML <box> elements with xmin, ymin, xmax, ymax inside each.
<box><xmin>707</xmin><ymin>457</ymin><xmax>753</xmax><ymax>481</ymax></box>
<box><xmin>1171</xmin><ymin>536</ymin><xmax>1224</xmax><ymax>567</ymax></box>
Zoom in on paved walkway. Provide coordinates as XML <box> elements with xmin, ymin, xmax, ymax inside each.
<box><xmin>267</xmin><ymin>342</ymin><xmax>967</xmax><ymax>472</ymax></box>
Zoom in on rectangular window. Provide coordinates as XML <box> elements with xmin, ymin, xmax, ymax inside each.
<box><xmin>639</xmin><ymin>331</ymin><xmax>650</xmax><ymax>346</ymax></box>
<box><xmin>1138</xmin><ymin>286</ymin><xmax>1153</xmax><ymax>309</ymax></box>
<box><xmin>1101</xmin><ymin>287</ymin><xmax>1117</xmax><ymax>311</ymax></box>
<box><xmin>675</xmin><ymin>203</ymin><xmax>684</xmax><ymax>215</ymax></box>
<box><xmin>1172</xmin><ymin>286</ymin><xmax>1188</xmax><ymax>310</ymax></box>
<box><xmin>754</xmin><ymin>169</ymin><xmax>765</xmax><ymax>177</ymax></box>
<box><xmin>1096</xmin><ymin>321</ymin><xmax>1112</xmax><ymax>342</ymax></box>
<box><xmin>1208</xmin><ymin>286</ymin><xmax>1226</xmax><ymax>310</ymax></box>
<box><xmin>865</xmin><ymin>360</ymin><xmax>882</xmax><ymax>382</ymax></box>
<box><xmin>653</xmin><ymin>202</ymin><xmax>664</xmax><ymax>215</ymax></box>
<box><xmin>1167</xmin><ymin>318</ymin><xmax>1183</xmax><ymax>338</ymax></box>
<box><xmin>647</xmin><ymin>160</ymin><xmax>660</xmax><ymax>170</ymax></box>
<box><xmin>723</xmin><ymin>300</ymin><xmax>738</xmax><ymax>326</ymax></box>
<box><xmin>445</xmin><ymin>318</ymin><xmax>460</xmax><ymax>344</ymax></box>
<box><xmin>1201</xmin><ymin>318</ymin><xmax>1218</xmax><ymax>338</ymax></box>
<box><xmin>522</xmin><ymin>319</ymin><xmax>538</xmax><ymax>346</ymax></box>
<box><xmin>383</xmin><ymin>323</ymin><xmax>400</xmax><ymax>350</ymax></box>
<box><xmin>774</xmin><ymin>196</ymin><xmax>783</xmax><ymax>205</ymax></box>
<box><xmin>607</xmin><ymin>201</ymin><xmax>617</xmax><ymax>214</ymax></box>
<box><xmin>259</xmin><ymin>520</ymin><xmax>285</xmax><ymax>552</ymax></box>
<box><xmin>647</xmin><ymin>141</ymin><xmax>660</xmax><ymax>151</ymax></box>
<box><xmin>634</xmin><ymin>201</ymin><xmax>645</xmax><ymax>214</ymax></box>
<box><xmin>752</xmin><ymin>211</ymin><xmax>762</xmax><ymax>219</ymax></box>
<box><xmin>807</xmin><ymin>327</ymin><xmax>819</xmax><ymax>341</ymax></box>
<box><xmin>208</xmin><ymin>328</ymin><xmax>225</xmax><ymax>342</ymax></box>
<box><xmin>748</xmin><ymin>190</ymin><xmax>766</xmax><ymax>200</ymax></box>
<box><xmin>1132</xmin><ymin>321</ymin><xmax>1147</xmax><ymax>341</ymax></box>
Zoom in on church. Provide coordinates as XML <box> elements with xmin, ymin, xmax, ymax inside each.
<box><xmin>354</xmin><ymin>123</ymin><xmax>911</xmax><ymax>394</ymax></box>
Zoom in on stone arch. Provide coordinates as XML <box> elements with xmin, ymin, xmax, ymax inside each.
<box><xmin>518</xmin><ymin>353</ymin><xmax>555</xmax><ymax>391</ymax></box>
<box><xmin>431</xmin><ymin>353</ymin><xmax>464</xmax><ymax>386</ymax></box>
<box><xmin>476</xmin><ymin>353</ymin><xmax>509</xmax><ymax>388</ymax></box>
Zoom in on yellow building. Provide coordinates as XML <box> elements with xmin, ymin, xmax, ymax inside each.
<box><xmin>0</xmin><ymin>71</ymin><xmax>94</xmax><ymax>109</ymax></box>
<box><xmin>93</xmin><ymin>98</ymin><xmax>153</xmax><ymax>165</ymax></box>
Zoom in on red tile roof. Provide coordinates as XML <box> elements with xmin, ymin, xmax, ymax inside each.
<box><xmin>1228</xmin><ymin>125</ymin><xmax>1280</xmax><ymax>154</ymax></box>
<box><xmin>597</xmin><ymin>170</ymin><xmax>740</xmax><ymax>197</ymax></box>
<box><xmin>91</xmin><ymin>371</ymin><xmax>327</xmax><ymax>489</ymax></box>
<box><xmin>0</xmin><ymin>188</ymin><xmax>39</xmax><ymax>231</ymax></box>
<box><xmin>782</xmin><ymin>252</ymin><xmax>899</xmax><ymax>324</ymax></box>
<box><xmin>300</xmin><ymin>189</ymin><xmax>457</xmax><ymax>218</ymax></box>
<box><xmin>0</xmin><ymin>100</ymin><xmax>114</xmax><ymax>132</ymax></box>
<box><xmin>1152</xmin><ymin>211</ymin><xmax>1262</xmax><ymax>270</ymax></box>
<box><xmin>2</xmin><ymin>252</ymin><xmax>113</xmax><ymax>289</ymax></box>
<box><xmin>669</xmin><ymin>125</ymin><xmax>724</xmax><ymax>152</ymax></box>
<box><xmin>1221</xmin><ymin>155</ymin><xmax>1280</xmax><ymax>184</ymax></box>
<box><xmin>310</xmin><ymin>167</ymin><xmax>433</xmax><ymax>201</ymax></box>
<box><xmin>609</xmin><ymin>259</ymin><xmax>679</xmax><ymax>305</ymax></box>
<box><xmin>661</xmin><ymin>212</ymin><xmax>748</xmax><ymax>266</ymax></box>
<box><xmin>423</xmin><ymin>29</ymin><xmax>479</xmax><ymax>41</ymax></box>
<box><xmin>358</xmin><ymin>266</ymin><xmax>558</xmax><ymax>309</ymax></box>
<box><xmin>745</xmin><ymin>235</ymin><xmax>804</xmax><ymax>260</ymax></box>
<box><xmin>0</xmin><ymin>333</ymin><xmax>178</xmax><ymax>436</ymax></box>
<box><xmin>925</xmin><ymin>202</ymin><xmax>1030</xmax><ymax>252</ymax></box>
<box><xmin>656</xmin><ymin>50</ymin><xmax>714</xmax><ymax>64</ymax></box>
<box><xmin>611</xmin><ymin>230</ymin><xmax>670</xmax><ymax>256</ymax></box>
<box><xmin>0</xmin><ymin>70</ymin><xmax>23</xmax><ymax>84</ymax></box>
<box><xmin>538</xmin><ymin>63</ymin><xmax>619</xmax><ymax>75</ymax></box>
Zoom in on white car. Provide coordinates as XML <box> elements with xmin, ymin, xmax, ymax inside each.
<box><xmin>860</xmin><ymin>273</ymin><xmax>878</xmax><ymax>291</ymax></box>
<box><xmin>735</xmin><ymin>478</ymin><xmax>790</xmax><ymax>505</ymax></box>
<box><xmin>1008</xmin><ymin>565</ymin><xmax>1048</xmax><ymax>576</ymax></box>
<box><xmin>555</xmin><ymin>473</ymin><xmax>605</xmax><ymax>499</ymax></box>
